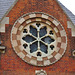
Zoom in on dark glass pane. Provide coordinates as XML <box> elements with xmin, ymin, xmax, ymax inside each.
<box><xmin>39</xmin><ymin>27</ymin><xmax>47</xmax><ymax>37</ymax></box>
<box><xmin>42</xmin><ymin>36</ymin><xmax>55</xmax><ymax>44</ymax></box>
<box><xmin>30</xmin><ymin>42</ymin><xmax>38</xmax><ymax>53</ymax></box>
<box><xmin>23</xmin><ymin>29</ymin><xmax>27</xmax><ymax>33</ymax></box>
<box><xmin>49</xmin><ymin>30</ymin><xmax>53</xmax><ymax>35</ymax></box>
<box><xmin>40</xmin><ymin>42</ymin><xmax>48</xmax><ymax>54</ymax></box>
<box><xmin>36</xmin><ymin>23</ymin><xmax>40</xmax><ymax>27</ymax></box>
<box><xmin>30</xmin><ymin>26</ymin><xmax>37</xmax><ymax>37</ymax></box>
<box><xmin>37</xmin><ymin>52</ymin><xmax>41</xmax><ymax>56</ymax></box>
<box><xmin>50</xmin><ymin>45</ymin><xmax>54</xmax><ymax>50</ymax></box>
<box><xmin>23</xmin><ymin>44</ymin><xmax>28</xmax><ymax>48</ymax></box>
<box><xmin>22</xmin><ymin>35</ymin><xmax>36</xmax><ymax>43</ymax></box>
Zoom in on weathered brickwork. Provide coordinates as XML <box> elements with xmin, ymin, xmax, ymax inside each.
<box><xmin>0</xmin><ymin>0</ymin><xmax>75</xmax><ymax>75</ymax></box>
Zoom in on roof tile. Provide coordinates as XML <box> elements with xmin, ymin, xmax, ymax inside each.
<box><xmin>0</xmin><ymin>0</ymin><xmax>75</xmax><ymax>25</ymax></box>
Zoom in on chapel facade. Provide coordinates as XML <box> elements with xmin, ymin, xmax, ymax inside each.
<box><xmin>0</xmin><ymin>0</ymin><xmax>75</xmax><ymax>75</ymax></box>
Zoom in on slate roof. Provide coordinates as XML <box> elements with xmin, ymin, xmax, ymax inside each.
<box><xmin>0</xmin><ymin>0</ymin><xmax>75</xmax><ymax>25</ymax></box>
<box><xmin>57</xmin><ymin>0</ymin><xmax>75</xmax><ymax>25</ymax></box>
<box><xmin>0</xmin><ymin>0</ymin><xmax>16</xmax><ymax>19</ymax></box>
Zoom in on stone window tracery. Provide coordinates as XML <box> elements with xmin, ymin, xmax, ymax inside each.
<box><xmin>21</xmin><ymin>22</ymin><xmax>56</xmax><ymax>57</ymax></box>
<box><xmin>11</xmin><ymin>12</ymin><xmax>67</xmax><ymax>66</ymax></box>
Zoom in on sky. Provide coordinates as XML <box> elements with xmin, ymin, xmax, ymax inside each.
<box><xmin>58</xmin><ymin>0</ymin><xmax>75</xmax><ymax>15</ymax></box>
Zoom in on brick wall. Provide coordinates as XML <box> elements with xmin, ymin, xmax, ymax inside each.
<box><xmin>0</xmin><ymin>0</ymin><xmax>75</xmax><ymax>75</ymax></box>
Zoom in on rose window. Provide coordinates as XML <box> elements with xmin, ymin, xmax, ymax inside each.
<box><xmin>21</xmin><ymin>22</ymin><xmax>56</xmax><ymax>57</ymax></box>
<box><xmin>11</xmin><ymin>12</ymin><xmax>67</xmax><ymax>66</ymax></box>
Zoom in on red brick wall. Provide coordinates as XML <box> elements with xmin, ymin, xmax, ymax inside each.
<box><xmin>0</xmin><ymin>0</ymin><xmax>75</xmax><ymax>75</ymax></box>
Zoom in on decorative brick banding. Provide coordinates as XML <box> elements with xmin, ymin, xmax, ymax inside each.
<box><xmin>11</xmin><ymin>12</ymin><xmax>67</xmax><ymax>66</ymax></box>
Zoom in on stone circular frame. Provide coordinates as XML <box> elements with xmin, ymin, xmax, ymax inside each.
<box><xmin>11</xmin><ymin>12</ymin><xmax>67</xmax><ymax>66</ymax></box>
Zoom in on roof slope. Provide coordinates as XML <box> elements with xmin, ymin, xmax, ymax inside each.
<box><xmin>0</xmin><ymin>0</ymin><xmax>16</xmax><ymax>19</ymax></box>
<box><xmin>0</xmin><ymin>0</ymin><xmax>75</xmax><ymax>25</ymax></box>
<box><xmin>57</xmin><ymin>0</ymin><xmax>75</xmax><ymax>25</ymax></box>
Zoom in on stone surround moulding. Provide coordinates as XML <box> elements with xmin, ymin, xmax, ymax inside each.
<box><xmin>11</xmin><ymin>12</ymin><xmax>67</xmax><ymax>66</ymax></box>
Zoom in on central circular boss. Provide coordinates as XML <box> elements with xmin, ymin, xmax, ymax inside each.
<box><xmin>11</xmin><ymin>12</ymin><xmax>67</xmax><ymax>66</ymax></box>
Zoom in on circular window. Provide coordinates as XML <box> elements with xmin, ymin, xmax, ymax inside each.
<box><xmin>11</xmin><ymin>12</ymin><xmax>67</xmax><ymax>66</ymax></box>
<box><xmin>21</xmin><ymin>22</ymin><xmax>57</xmax><ymax>58</ymax></box>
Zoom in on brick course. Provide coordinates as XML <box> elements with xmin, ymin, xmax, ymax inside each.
<box><xmin>0</xmin><ymin>0</ymin><xmax>75</xmax><ymax>75</ymax></box>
